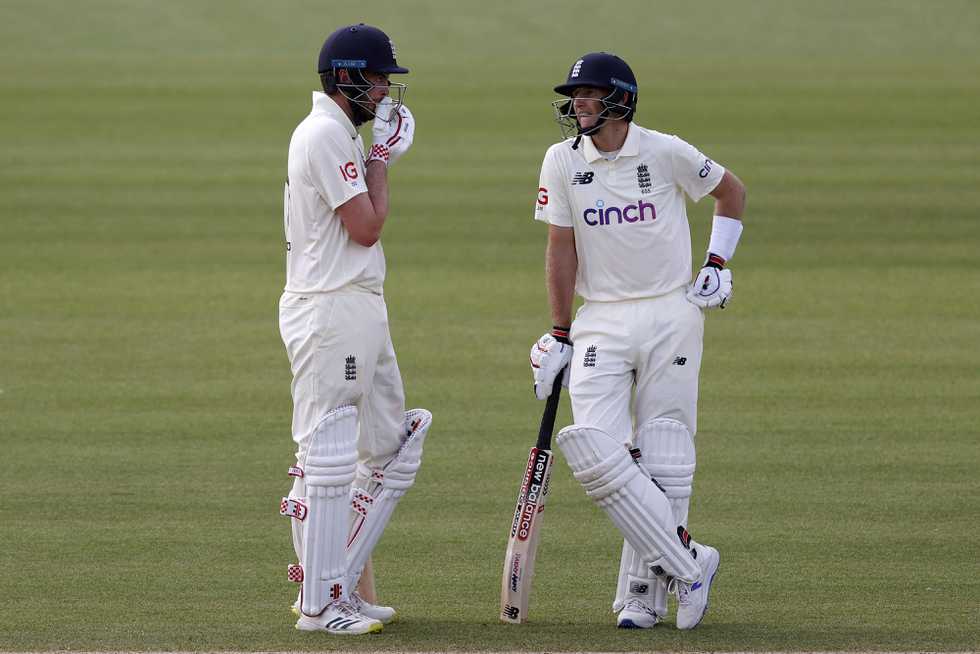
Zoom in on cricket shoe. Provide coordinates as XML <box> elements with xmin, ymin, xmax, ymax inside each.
<box><xmin>616</xmin><ymin>598</ymin><xmax>660</xmax><ymax>629</ymax></box>
<box><xmin>669</xmin><ymin>541</ymin><xmax>720</xmax><ymax>630</ymax></box>
<box><xmin>292</xmin><ymin>591</ymin><xmax>396</xmax><ymax>624</ymax></box>
<box><xmin>351</xmin><ymin>591</ymin><xmax>397</xmax><ymax>624</ymax></box>
<box><xmin>295</xmin><ymin>600</ymin><xmax>382</xmax><ymax>635</ymax></box>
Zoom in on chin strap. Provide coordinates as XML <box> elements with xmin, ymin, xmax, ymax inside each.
<box><xmin>572</xmin><ymin>118</ymin><xmax>604</xmax><ymax>150</ymax></box>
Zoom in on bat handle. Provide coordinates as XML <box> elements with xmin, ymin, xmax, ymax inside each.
<box><xmin>536</xmin><ymin>369</ymin><xmax>564</xmax><ymax>451</ymax></box>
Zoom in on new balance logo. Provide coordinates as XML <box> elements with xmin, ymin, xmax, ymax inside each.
<box><xmin>584</xmin><ymin>345</ymin><xmax>597</xmax><ymax>367</ymax></box>
<box><xmin>629</xmin><ymin>581</ymin><xmax>650</xmax><ymax>595</ymax></box>
<box><xmin>571</xmin><ymin>171</ymin><xmax>594</xmax><ymax>185</ymax></box>
<box><xmin>673</xmin><ymin>356</ymin><xmax>687</xmax><ymax>366</ymax></box>
<box><xmin>502</xmin><ymin>605</ymin><xmax>520</xmax><ymax>620</ymax></box>
<box><xmin>345</xmin><ymin>355</ymin><xmax>357</xmax><ymax>381</ymax></box>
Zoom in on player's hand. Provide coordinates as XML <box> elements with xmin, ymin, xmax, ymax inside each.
<box><xmin>686</xmin><ymin>263</ymin><xmax>733</xmax><ymax>309</ymax></box>
<box><xmin>368</xmin><ymin>98</ymin><xmax>414</xmax><ymax>167</ymax></box>
<box><xmin>530</xmin><ymin>332</ymin><xmax>573</xmax><ymax>400</ymax></box>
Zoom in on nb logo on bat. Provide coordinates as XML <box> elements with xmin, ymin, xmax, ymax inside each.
<box><xmin>502</xmin><ymin>605</ymin><xmax>520</xmax><ymax>620</ymax></box>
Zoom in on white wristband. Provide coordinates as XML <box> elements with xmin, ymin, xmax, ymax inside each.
<box><xmin>707</xmin><ymin>215</ymin><xmax>743</xmax><ymax>263</ymax></box>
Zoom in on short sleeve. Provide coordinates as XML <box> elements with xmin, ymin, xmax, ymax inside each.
<box><xmin>533</xmin><ymin>146</ymin><xmax>573</xmax><ymax>227</ymax></box>
<box><xmin>669</xmin><ymin>135</ymin><xmax>725</xmax><ymax>202</ymax></box>
<box><xmin>308</xmin><ymin>123</ymin><xmax>367</xmax><ymax>210</ymax></box>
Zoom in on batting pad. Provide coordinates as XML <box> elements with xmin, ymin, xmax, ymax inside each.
<box><xmin>613</xmin><ymin>419</ymin><xmax>693</xmax><ymax>614</ymax></box>
<box><xmin>301</xmin><ymin>405</ymin><xmax>359</xmax><ymax>617</ymax></box>
<box><xmin>556</xmin><ymin>424</ymin><xmax>700</xmax><ymax>582</ymax></box>
<box><xmin>346</xmin><ymin>408</ymin><xmax>432</xmax><ymax>590</ymax></box>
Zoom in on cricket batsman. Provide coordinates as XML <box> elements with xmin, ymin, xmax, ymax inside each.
<box><xmin>277</xmin><ymin>23</ymin><xmax>432</xmax><ymax>635</ymax></box>
<box><xmin>529</xmin><ymin>52</ymin><xmax>747</xmax><ymax>629</ymax></box>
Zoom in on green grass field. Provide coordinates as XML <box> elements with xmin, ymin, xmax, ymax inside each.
<box><xmin>2</xmin><ymin>0</ymin><xmax>979</xmax><ymax>651</ymax></box>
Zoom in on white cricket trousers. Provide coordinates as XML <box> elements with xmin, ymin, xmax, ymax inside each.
<box><xmin>568</xmin><ymin>287</ymin><xmax>705</xmax><ymax>442</ymax></box>
<box><xmin>278</xmin><ymin>289</ymin><xmax>406</xmax><ymax>469</ymax></box>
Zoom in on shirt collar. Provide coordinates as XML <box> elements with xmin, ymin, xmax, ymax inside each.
<box><xmin>581</xmin><ymin>122</ymin><xmax>640</xmax><ymax>163</ymax></box>
<box><xmin>311</xmin><ymin>91</ymin><xmax>358</xmax><ymax>139</ymax></box>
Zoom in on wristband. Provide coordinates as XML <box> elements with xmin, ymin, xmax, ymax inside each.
<box><xmin>551</xmin><ymin>325</ymin><xmax>571</xmax><ymax>345</ymax></box>
<box><xmin>706</xmin><ymin>215</ymin><xmax>743</xmax><ymax>263</ymax></box>
<box><xmin>704</xmin><ymin>253</ymin><xmax>726</xmax><ymax>269</ymax></box>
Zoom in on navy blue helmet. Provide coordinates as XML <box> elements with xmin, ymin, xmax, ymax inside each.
<box><xmin>317</xmin><ymin>24</ymin><xmax>408</xmax><ymax>125</ymax></box>
<box><xmin>318</xmin><ymin>23</ymin><xmax>408</xmax><ymax>76</ymax></box>
<box><xmin>552</xmin><ymin>52</ymin><xmax>638</xmax><ymax>144</ymax></box>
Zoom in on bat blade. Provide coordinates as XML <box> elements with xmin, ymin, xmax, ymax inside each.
<box><xmin>500</xmin><ymin>446</ymin><xmax>553</xmax><ymax>623</ymax></box>
<box><xmin>500</xmin><ymin>370</ymin><xmax>563</xmax><ymax>624</ymax></box>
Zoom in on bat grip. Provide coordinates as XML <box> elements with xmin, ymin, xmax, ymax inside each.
<box><xmin>535</xmin><ymin>369</ymin><xmax>563</xmax><ymax>451</ymax></box>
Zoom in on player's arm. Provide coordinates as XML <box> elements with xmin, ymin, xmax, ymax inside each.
<box><xmin>337</xmin><ymin>161</ymin><xmax>389</xmax><ymax>247</ymax></box>
<box><xmin>529</xmin><ymin>149</ymin><xmax>576</xmax><ymax>399</ymax></box>
<box><xmin>334</xmin><ymin>99</ymin><xmax>415</xmax><ymax>248</ymax></box>
<box><xmin>709</xmin><ymin>169</ymin><xmax>746</xmax><ymax>225</ymax></box>
<box><xmin>688</xmin><ymin>169</ymin><xmax>747</xmax><ymax>309</ymax></box>
<box><xmin>546</xmin><ymin>225</ymin><xmax>577</xmax><ymax>328</ymax></box>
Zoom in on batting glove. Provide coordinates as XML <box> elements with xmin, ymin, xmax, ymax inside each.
<box><xmin>368</xmin><ymin>97</ymin><xmax>414</xmax><ymax>167</ymax></box>
<box><xmin>686</xmin><ymin>253</ymin><xmax>733</xmax><ymax>309</ymax></box>
<box><xmin>530</xmin><ymin>328</ymin><xmax>573</xmax><ymax>400</ymax></box>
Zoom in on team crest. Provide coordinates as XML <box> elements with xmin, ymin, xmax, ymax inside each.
<box><xmin>637</xmin><ymin>163</ymin><xmax>652</xmax><ymax>194</ymax></box>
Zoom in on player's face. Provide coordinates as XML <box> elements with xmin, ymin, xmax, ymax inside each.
<box><xmin>363</xmin><ymin>71</ymin><xmax>390</xmax><ymax>110</ymax></box>
<box><xmin>571</xmin><ymin>87</ymin><xmax>608</xmax><ymax>130</ymax></box>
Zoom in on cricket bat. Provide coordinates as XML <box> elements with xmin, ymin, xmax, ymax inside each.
<box><xmin>500</xmin><ymin>371</ymin><xmax>564</xmax><ymax>623</ymax></box>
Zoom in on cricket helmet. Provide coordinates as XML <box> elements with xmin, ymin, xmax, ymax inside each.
<box><xmin>317</xmin><ymin>23</ymin><xmax>408</xmax><ymax>125</ymax></box>
<box><xmin>552</xmin><ymin>52</ymin><xmax>638</xmax><ymax>144</ymax></box>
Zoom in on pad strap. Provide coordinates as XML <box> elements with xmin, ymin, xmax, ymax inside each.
<box><xmin>280</xmin><ymin>497</ymin><xmax>308</xmax><ymax>521</ymax></box>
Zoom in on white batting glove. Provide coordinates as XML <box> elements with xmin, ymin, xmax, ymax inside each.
<box><xmin>530</xmin><ymin>330</ymin><xmax>573</xmax><ymax>400</ymax></box>
<box><xmin>686</xmin><ymin>255</ymin><xmax>733</xmax><ymax>309</ymax></box>
<box><xmin>367</xmin><ymin>97</ymin><xmax>414</xmax><ymax>167</ymax></box>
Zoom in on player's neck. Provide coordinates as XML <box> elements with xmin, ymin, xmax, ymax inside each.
<box><xmin>591</xmin><ymin>121</ymin><xmax>628</xmax><ymax>153</ymax></box>
<box><xmin>328</xmin><ymin>92</ymin><xmax>359</xmax><ymax>127</ymax></box>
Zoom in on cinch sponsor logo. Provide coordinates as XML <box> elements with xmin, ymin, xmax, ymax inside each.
<box><xmin>583</xmin><ymin>199</ymin><xmax>656</xmax><ymax>226</ymax></box>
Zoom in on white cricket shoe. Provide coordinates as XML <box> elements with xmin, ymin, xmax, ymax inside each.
<box><xmin>291</xmin><ymin>592</ymin><xmax>396</xmax><ymax>624</ymax></box>
<box><xmin>295</xmin><ymin>600</ymin><xmax>382</xmax><ymax>635</ymax></box>
<box><xmin>616</xmin><ymin>597</ymin><xmax>660</xmax><ymax>629</ymax></box>
<box><xmin>351</xmin><ymin>591</ymin><xmax>397</xmax><ymax>624</ymax></box>
<box><xmin>670</xmin><ymin>542</ymin><xmax>720</xmax><ymax>630</ymax></box>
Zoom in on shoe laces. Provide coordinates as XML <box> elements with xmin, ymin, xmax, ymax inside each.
<box><xmin>330</xmin><ymin>600</ymin><xmax>360</xmax><ymax>617</ymax></box>
<box><xmin>623</xmin><ymin>598</ymin><xmax>658</xmax><ymax>617</ymax></box>
<box><xmin>667</xmin><ymin>577</ymin><xmax>691</xmax><ymax>606</ymax></box>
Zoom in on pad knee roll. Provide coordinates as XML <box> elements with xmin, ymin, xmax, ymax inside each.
<box><xmin>556</xmin><ymin>424</ymin><xmax>700</xmax><ymax>582</ymax></box>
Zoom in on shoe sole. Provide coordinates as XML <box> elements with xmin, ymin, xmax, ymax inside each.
<box><xmin>617</xmin><ymin>619</ymin><xmax>658</xmax><ymax>629</ymax></box>
<box><xmin>681</xmin><ymin>551</ymin><xmax>720</xmax><ymax>630</ymax></box>
<box><xmin>292</xmin><ymin>605</ymin><xmax>397</xmax><ymax>625</ymax></box>
<box><xmin>296</xmin><ymin>619</ymin><xmax>383</xmax><ymax>635</ymax></box>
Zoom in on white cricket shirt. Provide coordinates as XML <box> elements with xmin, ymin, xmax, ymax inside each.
<box><xmin>283</xmin><ymin>92</ymin><xmax>384</xmax><ymax>294</ymax></box>
<box><xmin>534</xmin><ymin>123</ymin><xmax>725</xmax><ymax>302</ymax></box>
